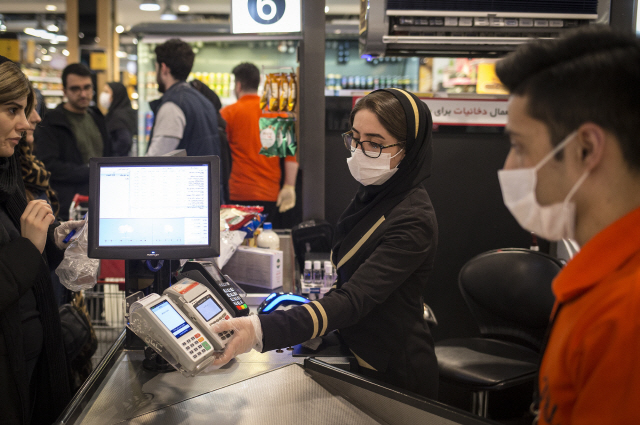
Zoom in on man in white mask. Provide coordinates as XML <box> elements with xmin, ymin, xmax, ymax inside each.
<box><xmin>495</xmin><ymin>26</ymin><xmax>640</xmax><ymax>425</ymax></box>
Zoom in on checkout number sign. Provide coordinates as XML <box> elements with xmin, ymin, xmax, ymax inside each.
<box><xmin>231</xmin><ymin>0</ymin><xmax>301</xmax><ymax>34</ymax></box>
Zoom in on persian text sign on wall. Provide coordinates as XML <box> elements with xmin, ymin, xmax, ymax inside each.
<box><xmin>231</xmin><ymin>0</ymin><xmax>301</xmax><ymax>34</ymax></box>
<box><xmin>353</xmin><ymin>96</ymin><xmax>508</xmax><ymax>127</ymax></box>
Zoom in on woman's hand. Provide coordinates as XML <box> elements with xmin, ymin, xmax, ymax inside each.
<box><xmin>21</xmin><ymin>200</ymin><xmax>55</xmax><ymax>254</ymax></box>
<box><xmin>210</xmin><ymin>315</ymin><xmax>263</xmax><ymax>367</ymax></box>
<box><xmin>53</xmin><ymin>219</ymin><xmax>86</xmax><ymax>249</ymax></box>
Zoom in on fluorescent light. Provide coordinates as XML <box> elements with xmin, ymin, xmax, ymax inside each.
<box><xmin>45</xmin><ymin>5</ymin><xmax>57</xmax><ymax>11</ymax></box>
<box><xmin>325</xmin><ymin>6</ymin><xmax>329</xmax><ymax>13</ymax></box>
<box><xmin>178</xmin><ymin>5</ymin><xmax>189</xmax><ymax>12</ymax></box>
<box><xmin>140</xmin><ymin>1</ymin><xmax>161</xmax><ymax>11</ymax></box>
<box><xmin>42</xmin><ymin>55</ymin><xmax>52</xmax><ymax>61</ymax></box>
<box><xmin>35</xmin><ymin>58</ymin><xmax>42</xmax><ymax>64</ymax></box>
<box><xmin>115</xmin><ymin>25</ymin><xmax>124</xmax><ymax>33</ymax></box>
<box><xmin>116</xmin><ymin>51</ymin><xmax>128</xmax><ymax>58</ymax></box>
<box><xmin>161</xmin><ymin>10</ymin><xmax>178</xmax><ymax>20</ymax></box>
<box><xmin>24</xmin><ymin>27</ymin><xmax>69</xmax><ymax>43</ymax></box>
<box><xmin>131</xmin><ymin>92</ymin><xmax>139</xmax><ymax>99</ymax></box>
<box><xmin>62</xmin><ymin>49</ymin><xmax>69</xmax><ymax>56</ymax></box>
<box><xmin>47</xmin><ymin>24</ymin><xmax>59</xmax><ymax>32</ymax></box>
<box><xmin>49</xmin><ymin>46</ymin><xmax>56</xmax><ymax>52</ymax></box>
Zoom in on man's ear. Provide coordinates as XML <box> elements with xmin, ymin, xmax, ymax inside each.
<box><xmin>576</xmin><ymin>123</ymin><xmax>606</xmax><ymax>172</ymax></box>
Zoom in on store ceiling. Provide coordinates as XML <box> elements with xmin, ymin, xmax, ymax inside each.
<box><xmin>0</xmin><ymin>0</ymin><xmax>360</xmax><ymax>29</ymax></box>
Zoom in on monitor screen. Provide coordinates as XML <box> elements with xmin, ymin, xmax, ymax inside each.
<box><xmin>150</xmin><ymin>300</ymin><xmax>192</xmax><ymax>338</ymax></box>
<box><xmin>88</xmin><ymin>156</ymin><xmax>220</xmax><ymax>260</ymax></box>
<box><xmin>194</xmin><ymin>295</ymin><xmax>223</xmax><ymax>322</ymax></box>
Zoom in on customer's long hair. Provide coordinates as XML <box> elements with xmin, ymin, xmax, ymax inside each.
<box><xmin>0</xmin><ymin>61</ymin><xmax>35</xmax><ymax>118</ymax></box>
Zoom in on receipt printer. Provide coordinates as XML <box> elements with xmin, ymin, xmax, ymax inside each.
<box><xmin>129</xmin><ymin>293</ymin><xmax>216</xmax><ymax>376</ymax></box>
<box><xmin>164</xmin><ymin>278</ymin><xmax>234</xmax><ymax>351</ymax></box>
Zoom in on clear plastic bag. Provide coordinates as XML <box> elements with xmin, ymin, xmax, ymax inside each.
<box><xmin>55</xmin><ymin>219</ymin><xmax>100</xmax><ymax>291</ymax></box>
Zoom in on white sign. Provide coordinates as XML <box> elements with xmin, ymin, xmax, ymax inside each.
<box><xmin>426</xmin><ymin>98</ymin><xmax>508</xmax><ymax>126</ymax></box>
<box><xmin>231</xmin><ymin>0</ymin><xmax>301</xmax><ymax>34</ymax></box>
<box><xmin>354</xmin><ymin>96</ymin><xmax>508</xmax><ymax>127</ymax></box>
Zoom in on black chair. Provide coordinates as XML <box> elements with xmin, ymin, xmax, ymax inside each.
<box><xmin>435</xmin><ymin>248</ymin><xmax>562</xmax><ymax>417</ymax></box>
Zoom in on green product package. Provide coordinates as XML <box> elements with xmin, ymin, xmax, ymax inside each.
<box><xmin>285</xmin><ymin>119</ymin><xmax>297</xmax><ymax>156</ymax></box>
<box><xmin>259</xmin><ymin>118</ymin><xmax>281</xmax><ymax>157</ymax></box>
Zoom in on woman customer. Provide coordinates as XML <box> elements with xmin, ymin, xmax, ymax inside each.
<box><xmin>211</xmin><ymin>89</ymin><xmax>439</xmax><ymax>398</ymax></box>
<box><xmin>99</xmin><ymin>82</ymin><xmax>136</xmax><ymax>156</ymax></box>
<box><xmin>0</xmin><ymin>56</ymin><xmax>83</xmax><ymax>424</ymax></box>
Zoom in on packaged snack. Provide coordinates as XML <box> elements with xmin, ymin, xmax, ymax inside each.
<box><xmin>279</xmin><ymin>75</ymin><xmax>289</xmax><ymax>112</ymax></box>
<box><xmin>260</xmin><ymin>74</ymin><xmax>270</xmax><ymax>110</ymax></box>
<box><xmin>285</xmin><ymin>119</ymin><xmax>297</xmax><ymax>156</ymax></box>
<box><xmin>269</xmin><ymin>73</ymin><xmax>280</xmax><ymax>111</ymax></box>
<box><xmin>259</xmin><ymin>117</ymin><xmax>281</xmax><ymax>157</ymax></box>
<box><xmin>278</xmin><ymin>119</ymin><xmax>288</xmax><ymax>158</ymax></box>
<box><xmin>287</xmin><ymin>73</ymin><xmax>297</xmax><ymax>112</ymax></box>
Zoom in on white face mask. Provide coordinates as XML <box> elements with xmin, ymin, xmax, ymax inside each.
<box><xmin>99</xmin><ymin>92</ymin><xmax>111</xmax><ymax>110</ymax></box>
<box><xmin>347</xmin><ymin>148</ymin><xmax>404</xmax><ymax>186</ymax></box>
<box><xmin>498</xmin><ymin>131</ymin><xmax>589</xmax><ymax>241</ymax></box>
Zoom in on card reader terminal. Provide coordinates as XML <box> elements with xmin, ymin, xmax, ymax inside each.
<box><xmin>179</xmin><ymin>261</ymin><xmax>249</xmax><ymax>316</ymax></box>
<box><xmin>164</xmin><ymin>278</ymin><xmax>234</xmax><ymax>351</ymax></box>
<box><xmin>129</xmin><ymin>293</ymin><xmax>215</xmax><ymax>376</ymax></box>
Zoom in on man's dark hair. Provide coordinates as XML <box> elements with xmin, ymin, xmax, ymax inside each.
<box><xmin>62</xmin><ymin>63</ymin><xmax>92</xmax><ymax>88</ymax></box>
<box><xmin>232</xmin><ymin>62</ymin><xmax>260</xmax><ymax>92</ymax></box>
<box><xmin>496</xmin><ymin>25</ymin><xmax>640</xmax><ymax>170</ymax></box>
<box><xmin>155</xmin><ymin>38</ymin><xmax>195</xmax><ymax>81</ymax></box>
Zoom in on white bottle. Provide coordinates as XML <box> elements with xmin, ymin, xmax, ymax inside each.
<box><xmin>257</xmin><ymin>222</ymin><xmax>280</xmax><ymax>250</ymax></box>
<box><xmin>312</xmin><ymin>261</ymin><xmax>323</xmax><ymax>286</ymax></box>
<box><xmin>323</xmin><ymin>261</ymin><xmax>334</xmax><ymax>287</ymax></box>
<box><xmin>303</xmin><ymin>260</ymin><xmax>313</xmax><ymax>285</ymax></box>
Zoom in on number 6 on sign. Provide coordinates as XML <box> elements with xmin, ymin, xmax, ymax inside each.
<box><xmin>257</xmin><ymin>0</ymin><xmax>277</xmax><ymax>20</ymax></box>
<box><xmin>247</xmin><ymin>0</ymin><xmax>286</xmax><ymax>25</ymax></box>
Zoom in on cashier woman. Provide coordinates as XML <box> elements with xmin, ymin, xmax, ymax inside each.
<box><xmin>212</xmin><ymin>88</ymin><xmax>439</xmax><ymax>399</ymax></box>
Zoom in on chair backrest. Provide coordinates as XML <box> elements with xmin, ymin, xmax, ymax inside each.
<box><xmin>458</xmin><ymin>248</ymin><xmax>562</xmax><ymax>351</ymax></box>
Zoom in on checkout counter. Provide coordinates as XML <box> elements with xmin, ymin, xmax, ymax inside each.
<box><xmin>70</xmin><ymin>155</ymin><xmax>496</xmax><ymax>425</ymax></box>
<box><xmin>55</xmin><ymin>294</ymin><xmax>495</xmax><ymax>425</ymax></box>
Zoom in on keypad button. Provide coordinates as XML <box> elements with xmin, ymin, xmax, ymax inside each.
<box><xmin>230</xmin><ymin>330</ymin><xmax>235</xmax><ymax>334</ymax></box>
<box><xmin>189</xmin><ymin>350</ymin><xmax>193</xmax><ymax>354</ymax></box>
<box><xmin>198</xmin><ymin>337</ymin><xmax>204</xmax><ymax>342</ymax></box>
<box><xmin>193</xmin><ymin>355</ymin><xmax>197</xmax><ymax>359</ymax></box>
<box><xmin>221</xmin><ymin>336</ymin><xmax>226</xmax><ymax>340</ymax></box>
<box><xmin>182</xmin><ymin>342</ymin><xmax>186</xmax><ymax>346</ymax></box>
<box><xmin>194</xmin><ymin>333</ymin><xmax>201</xmax><ymax>338</ymax></box>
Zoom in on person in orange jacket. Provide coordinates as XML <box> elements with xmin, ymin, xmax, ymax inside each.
<box><xmin>495</xmin><ymin>26</ymin><xmax>640</xmax><ymax>424</ymax></box>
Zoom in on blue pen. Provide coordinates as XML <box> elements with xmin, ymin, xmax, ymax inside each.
<box><xmin>63</xmin><ymin>213</ymin><xmax>87</xmax><ymax>243</ymax></box>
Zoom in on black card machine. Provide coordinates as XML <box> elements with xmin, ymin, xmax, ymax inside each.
<box><xmin>179</xmin><ymin>261</ymin><xmax>250</xmax><ymax>317</ymax></box>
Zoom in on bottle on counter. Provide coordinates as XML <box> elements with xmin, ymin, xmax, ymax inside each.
<box><xmin>312</xmin><ymin>261</ymin><xmax>323</xmax><ymax>286</ymax></box>
<box><xmin>257</xmin><ymin>222</ymin><xmax>280</xmax><ymax>250</ymax></box>
<box><xmin>303</xmin><ymin>260</ymin><xmax>313</xmax><ymax>285</ymax></box>
<box><xmin>323</xmin><ymin>261</ymin><xmax>334</xmax><ymax>287</ymax></box>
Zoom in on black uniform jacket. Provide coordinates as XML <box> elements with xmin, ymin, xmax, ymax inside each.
<box><xmin>259</xmin><ymin>185</ymin><xmax>438</xmax><ymax>397</ymax></box>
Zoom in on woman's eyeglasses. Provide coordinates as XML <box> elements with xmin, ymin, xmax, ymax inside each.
<box><xmin>342</xmin><ymin>131</ymin><xmax>405</xmax><ymax>159</ymax></box>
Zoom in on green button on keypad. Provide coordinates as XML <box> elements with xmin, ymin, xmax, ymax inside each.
<box><xmin>202</xmin><ymin>341</ymin><xmax>211</xmax><ymax>351</ymax></box>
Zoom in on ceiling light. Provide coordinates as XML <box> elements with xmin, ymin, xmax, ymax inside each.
<box><xmin>35</xmin><ymin>58</ymin><xmax>42</xmax><ymax>64</ymax></box>
<box><xmin>116</xmin><ymin>51</ymin><xmax>128</xmax><ymax>58</ymax></box>
<box><xmin>325</xmin><ymin>6</ymin><xmax>329</xmax><ymax>13</ymax></box>
<box><xmin>0</xmin><ymin>15</ymin><xmax>6</xmax><ymax>33</ymax></box>
<box><xmin>47</xmin><ymin>24</ymin><xmax>59</xmax><ymax>32</ymax></box>
<box><xmin>115</xmin><ymin>25</ymin><xmax>124</xmax><ymax>33</ymax></box>
<box><xmin>42</xmin><ymin>55</ymin><xmax>52</xmax><ymax>61</ymax></box>
<box><xmin>45</xmin><ymin>5</ymin><xmax>57</xmax><ymax>11</ymax></box>
<box><xmin>62</xmin><ymin>49</ymin><xmax>69</xmax><ymax>56</ymax></box>
<box><xmin>161</xmin><ymin>0</ymin><xmax>178</xmax><ymax>20</ymax></box>
<box><xmin>140</xmin><ymin>1</ymin><xmax>161</xmax><ymax>11</ymax></box>
<box><xmin>49</xmin><ymin>46</ymin><xmax>56</xmax><ymax>52</ymax></box>
<box><xmin>178</xmin><ymin>5</ymin><xmax>189</xmax><ymax>12</ymax></box>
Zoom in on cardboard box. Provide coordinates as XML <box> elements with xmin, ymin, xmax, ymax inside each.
<box><xmin>222</xmin><ymin>246</ymin><xmax>283</xmax><ymax>290</ymax></box>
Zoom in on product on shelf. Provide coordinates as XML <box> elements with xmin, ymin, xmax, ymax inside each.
<box><xmin>259</xmin><ymin>117</ymin><xmax>296</xmax><ymax>158</ymax></box>
<box><xmin>261</xmin><ymin>72</ymin><xmax>298</xmax><ymax>113</ymax></box>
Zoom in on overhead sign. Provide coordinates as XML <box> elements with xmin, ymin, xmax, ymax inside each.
<box><xmin>231</xmin><ymin>0</ymin><xmax>301</xmax><ymax>34</ymax></box>
<box><xmin>352</xmin><ymin>96</ymin><xmax>509</xmax><ymax>127</ymax></box>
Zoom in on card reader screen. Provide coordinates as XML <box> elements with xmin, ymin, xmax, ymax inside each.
<box><xmin>151</xmin><ymin>300</ymin><xmax>192</xmax><ymax>338</ymax></box>
<box><xmin>194</xmin><ymin>295</ymin><xmax>222</xmax><ymax>322</ymax></box>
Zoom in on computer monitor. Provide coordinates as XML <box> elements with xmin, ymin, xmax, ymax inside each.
<box><xmin>87</xmin><ymin>156</ymin><xmax>220</xmax><ymax>260</ymax></box>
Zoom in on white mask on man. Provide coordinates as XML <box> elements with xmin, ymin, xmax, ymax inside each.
<box><xmin>99</xmin><ymin>92</ymin><xmax>111</xmax><ymax>110</ymax></box>
<box><xmin>347</xmin><ymin>148</ymin><xmax>404</xmax><ymax>186</ymax></box>
<box><xmin>498</xmin><ymin>131</ymin><xmax>589</xmax><ymax>241</ymax></box>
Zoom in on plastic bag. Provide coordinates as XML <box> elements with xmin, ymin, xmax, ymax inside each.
<box><xmin>56</xmin><ymin>220</ymin><xmax>100</xmax><ymax>291</ymax></box>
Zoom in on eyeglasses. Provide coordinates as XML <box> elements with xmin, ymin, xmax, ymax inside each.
<box><xmin>342</xmin><ymin>131</ymin><xmax>405</xmax><ymax>159</ymax></box>
<box><xmin>67</xmin><ymin>84</ymin><xmax>93</xmax><ymax>94</ymax></box>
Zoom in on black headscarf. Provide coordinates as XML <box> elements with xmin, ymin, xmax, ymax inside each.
<box><xmin>332</xmin><ymin>88</ymin><xmax>434</xmax><ymax>264</ymax></box>
<box><xmin>105</xmin><ymin>82</ymin><xmax>137</xmax><ymax>135</ymax></box>
<box><xmin>190</xmin><ymin>79</ymin><xmax>223</xmax><ymax>112</ymax></box>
